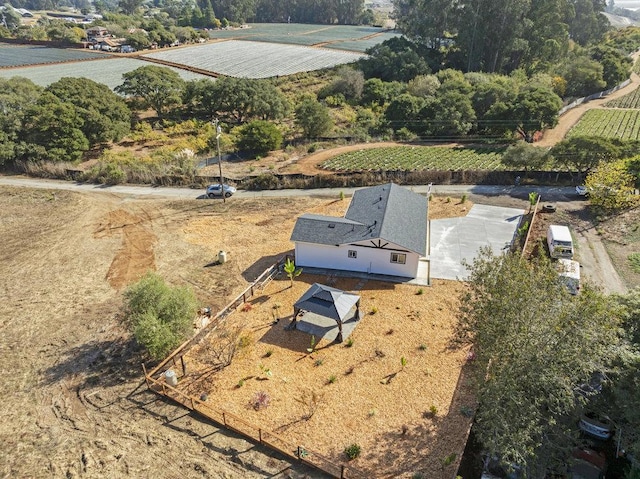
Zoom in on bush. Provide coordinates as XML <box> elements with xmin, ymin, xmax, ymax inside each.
<box><xmin>244</xmin><ymin>173</ymin><xmax>280</xmax><ymax>190</ymax></box>
<box><xmin>344</xmin><ymin>443</ymin><xmax>361</xmax><ymax>460</ymax></box>
<box><xmin>124</xmin><ymin>272</ymin><xmax>197</xmax><ymax>360</ymax></box>
<box><xmin>237</xmin><ymin>120</ymin><xmax>283</xmax><ymax>155</ymax></box>
<box><xmin>84</xmin><ymin>162</ymin><xmax>127</xmax><ymax>185</ymax></box>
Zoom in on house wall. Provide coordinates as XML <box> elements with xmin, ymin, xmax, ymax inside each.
<box><xmin>294</xmin><ymin>240</ymin><xmax>419</xmax><ymax>278</ymax></box>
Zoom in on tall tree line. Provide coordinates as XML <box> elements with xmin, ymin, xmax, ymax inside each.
<box><xmin>392</xmin><ymin>0</ymin><xmax>610</xmax><ymax>73</ymax></box>
<box><xmin>212</xmin><ymin>0</ymin><xmax>365</xmax><ymax>24</ymax></box>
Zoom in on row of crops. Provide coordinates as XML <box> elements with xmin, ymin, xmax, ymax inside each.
<box><xmin>0</xmin><ymin>43</ymin><xmax>105</xmax><ymax>68</ymax></box>
<box><xmin>567</xmin><ymin>109</ymin><xmax>640</xmax><ymax>140</ymax></box>
<box><xmin>207</xmin><ymin>23</ymin><xmax>395</xmax><ymax>52</ymax></box>
<box><xmin>0</xmin><ymin>57</ymin><xmax>207</xmax><ymax>89</ymax></box>
<box><xmin>321</xmin><ymin>146</ymin><xmax>509</xmax><ymax>172</ymax></box>
<box><xmin>605</xmin><ymin>87</ymin><xmax>640</xmax><ymax>109</ymax></box>
<box><xmin>142</xmin><ymin>40</ymin><xmax>365</xmax><ymax>78</ymax></box>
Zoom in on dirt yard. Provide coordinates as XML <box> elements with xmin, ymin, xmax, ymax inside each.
<box><xmin>0</xmin><ymin>187</ymin><xmax>474</xmax><ymax>479</ymax></box>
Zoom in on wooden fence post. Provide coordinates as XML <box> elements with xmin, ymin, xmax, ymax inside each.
<box><xmin>141</xmin><ymin>363</ymin><xmax>150</xmax><ymax>390</ymax></box>
<box><xmin>181</xmin><ymin>356</ymin><xmax>186</xmax><ymax>376</ymax></box>
<box><xmin>222</xmin><ymin>412</ymin><xmax>226</xmax><ymax>426</ymax></box>
<box><xmin>258</xmin><ymin>429</ymin><xmax>262</xmax><ymax>443</ymax></box>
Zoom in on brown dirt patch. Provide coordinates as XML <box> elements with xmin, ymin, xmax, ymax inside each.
<box><xmin>94</xmin><ymin>209</ymin><xmax>157</xmax><ymax>289</ymax></box>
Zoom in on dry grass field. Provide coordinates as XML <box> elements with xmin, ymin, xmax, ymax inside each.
<box><xmin>0</xmin><ymin>186</ymin><xmax>473</xmax><ymax>478</ymax></box>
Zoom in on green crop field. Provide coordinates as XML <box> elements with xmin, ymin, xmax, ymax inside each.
<box><xmin>207</xmin><ymin>23</ymin><xmax>396</xmax><ymax>52</ymax></box>
<box><xmin>567</xmin><ymin>109</ymin><xmax>640</xmax><ymax>140</ymax></box>
<box><xmin>321</xmin><ymin>146</ymin><xmax>509</xmax><ymax>172</ymax></box>
<box><xmin>604</xmin><ymin>87</ymin><xmax>640</xmax><ymax>109</ymax></box>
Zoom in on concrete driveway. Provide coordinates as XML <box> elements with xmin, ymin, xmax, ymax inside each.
<box><xmin>428</xmin><ymin>204</ymin><xmax>525</xmax><ymax>280</ymax></box>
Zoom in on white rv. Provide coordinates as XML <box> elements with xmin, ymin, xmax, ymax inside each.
<box><xmin>547</xmin><ymin>225</ymin><xmax>574</xmax><ymax>259</ymax></box>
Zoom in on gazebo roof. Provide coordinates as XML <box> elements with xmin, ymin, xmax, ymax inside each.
<box><xmin>294</xmin><ymin>283</ymin><xmax>360</xmax><ymax>324</ymax></box>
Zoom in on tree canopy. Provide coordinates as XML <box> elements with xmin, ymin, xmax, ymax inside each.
<box><xmin>116</xmin><ymin>65</ymin><xmax>186</xmax><ymax>117</ymax></box>
<box><xmin>458</xmin><ymin>248</ymin><xmax>621</xmax><ymax>476</ymax></box>
<box><xmin>124</xmin><ymin>272</ymin><xmax>197</xmax><ymax>360</ymax></box>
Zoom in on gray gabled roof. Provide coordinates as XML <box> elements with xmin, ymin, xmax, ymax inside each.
<box><xmin>290</xmin><ymin>183</ymin><xmax>427</xmax><ymax>255</ymax></box>
<box><xmin>294</xmin><ymin>283</ymin><xmax>360</xmax><ymax>323</ymax></box>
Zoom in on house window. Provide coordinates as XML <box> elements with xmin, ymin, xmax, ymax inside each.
<box><xmin>348</xmin><ymin>250</ymin><xmax>357</xmax><ymax>259</ymax></box>
<box><xmin>390</xmin><ymin>253</ymin><xmax>406</xmax><ymax>264</ymax></box>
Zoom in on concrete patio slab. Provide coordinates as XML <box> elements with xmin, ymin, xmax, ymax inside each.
<box><xmin>429</xmin><ymin>204</ymin><xmax>524</xmax><ymax>280</ymax></box>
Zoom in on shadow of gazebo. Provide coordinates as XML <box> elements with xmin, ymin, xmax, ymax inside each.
<box><xmin>288</xmin><ymin>283</ymin><xmax>361</xmax><ymax>343</ymax></box>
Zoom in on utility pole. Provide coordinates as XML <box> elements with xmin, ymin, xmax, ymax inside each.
<box><xmin>214</xmin><ymin>119</ymin><xmax>225</xmax><ymax>203</ymax></box>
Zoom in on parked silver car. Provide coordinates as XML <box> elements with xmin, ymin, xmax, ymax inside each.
<box><xmin>206</xmin><ymin>183</ymin><xmax>236</xmax><ymax>198</ymax></box>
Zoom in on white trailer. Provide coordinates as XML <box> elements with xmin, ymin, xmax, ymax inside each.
<box><xmin>557</xmin><ymin>258</ymin><xmax>580</xmax><ymax>295</ymax></box>
<box><xmin>547</xmin><ymin>225</ymin><xmax>574</xmax><ymax>259</ymax></box>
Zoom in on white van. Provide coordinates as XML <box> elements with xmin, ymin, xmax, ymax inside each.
<box><xmin>557</xmin><ymin>258</ymin><xmax>580</xmax><ymax>295</ymax></box>
<box><xmin>547</xmin><ymin>225</ymin><xmax>574</xmax><ymax>259</ymax></box>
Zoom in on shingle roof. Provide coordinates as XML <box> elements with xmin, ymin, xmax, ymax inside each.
<box><xmin>294</xmin><ymin>283</ymin><xmax>360</xmax><ymax>322</ymax></box>
<box><xmin>290</xmin><ymin>183</ymin><xmax>427</xmax><ymax>255</ymax></box>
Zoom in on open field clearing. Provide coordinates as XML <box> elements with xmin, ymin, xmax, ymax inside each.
<box><xmin>207</xmin><ymin>23</ymin><xmax>400</xmax><ymax>52</ymax></box>
<box><xmin>141</xmin><ymin>40</ymin><xmax>365</xmax><ymax>78</ymax></box>
<box><xmin>567</xmin><ymin>108</ymin><xmax>640</xmax><ymax>139</ymax></box>
<box><xmin>0</xmin><ymin>56</ymin><xmax>208</xmax><ymax>89</ymax></box>
<box><xmin>321</xmin><ymin>145</ymin><xmax>508</xmax><ymax>172</ymax></box>
<box><xmin>0</xmin><ymin>184</ymin><xmax>476</xmax><ymax>478</ymax></box>
<box><xmin>604</xmin><ymin>85</ymin><xmax>640</xmax><ymax>108</ymax></box>
<box><xmin>0</xmin><ymin>43</ymin><xmax>106</xmax><ymax>67</ymax></box>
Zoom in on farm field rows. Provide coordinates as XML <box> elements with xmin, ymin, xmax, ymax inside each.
<box><xmin>0</xmin><ymin>57</ymin><xmax>208</xmax><ymax>89</ymax></box>
<box><xmin>207</xmin><ymin>23</ymin><xmax>397</xmax><ymax>52</ymax></box>
<box><xmin>141</xmin><ymin>40</ymin><xmax>365</xmax><ymax>78</ymax></box>
<box><xmin>321</xmin><ymin>146</ymin><xmax>508</xmax><ymax>172</ymax></box>
<box><xmin>567</xmin><ymin>108</ymin><xmax>640</xmax><ymax>140</ymax></box>
<box><xmin>0</xmin><ymin>43</ymin><xmax>105</xmax><ymax>67</ymax></box>
<box><xmin>604</xmin><ymin>86</ymin><xmax>640</xmax><ymax>108</ymax></box>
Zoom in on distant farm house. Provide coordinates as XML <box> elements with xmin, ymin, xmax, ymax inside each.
<box><xmin>290</xmin><ymin>183</ymin><xmax>428</xmax><ymax>278</ymax></box>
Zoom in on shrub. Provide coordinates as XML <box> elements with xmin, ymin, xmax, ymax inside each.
<box><xmin>370</xmin><ymin>306</ymin><xmax>378</xmax><ymax>315</ymax></box>
<box><xmin>85</xmin><ymin>162</ymin><xmax>127</xmax><ymax>185</ymax></box>
<box><xmin>629</xmin><ymin>252</ymin><xmax>640</xmax><ymax>273</ymax></box>
<box><xmin>344</xmin><ymin>443</ymin><xmax>361</xmax><ymax>460</ymax></box>
<box><xmin>416</xmin><ymin>288</ymin><xmax>424</xmax><ymax>295</ymax></box>
<box><xmin>237</xmin><ymin>120</ymin><xmax>283</xmax><ymax>155</ymax></box>
<box><xmin>345</xmin><ymin>337</ymin><xmax>354</xmax><ymax>348</ymax></box>
<box><xmin>249</xmin><ymin>391</ymin><xmax>270</xmax><ymax>410</ymax></box>
<box><xmin>461</xmin><ymin>194</ymin><xmax>467</xmax><ymax>203</ymax></box>
<box><xmin>327</xmin><ymin>374</ymin><xmax>337</xmax><ymax>384</ymax></box>
<box><xmin>245</xmin><ymin>173</ymin><xmax>280</xmax><ymax>191</ymax></box>
<box><xmin>124</xmin><ymin>272</ymin><xmax>197</xmax><ymax>360</ymax></box>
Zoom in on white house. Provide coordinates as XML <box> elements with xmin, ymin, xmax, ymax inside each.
<box><xmin>290</xmin><ymin>183</ymin><xmax>428</xmax><ymax>278</ymax></box>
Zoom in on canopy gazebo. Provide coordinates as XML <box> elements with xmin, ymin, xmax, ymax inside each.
<box><xmin>290</xmin><ymin>283</ymin><xmax>361</xmax><ymax>343</ymax></box>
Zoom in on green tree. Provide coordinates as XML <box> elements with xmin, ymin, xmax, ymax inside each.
<box><xmin>458</xmin><ymin>248</ymin><xmax>621</xmax><ymax>476</ymax></box>
<box><xmin>2</xmin><ymin>5</ymin><xmax>23</xmax><ymax>30</ymax></box>
<box><xmin>501</xmin><ymin>141</ymin><xmax>550</xmax><ymax>171</ymax></box>
<box><xmin>119</xmin><ymin>0</ymin><xmax>143</xmax><ymax>14</ymax></box>
<box><xmin>124</xmin><ymin>272</ymin><xmax>197</xmax><ymax>360</ymax></box>
<box><xmin>559</xmin><ymin>54</ymin><xmax>607</xmax><ymax>97</ymax></box>
<box><xmin>203</xmin><ymin>77</ymin><xmax>290</xmax><ymax>124</ymax></box>
<box><xmin>294</xmin><ymin>97</ymin><xmax>333</xmax><ymax>138</ymax></box>
<box><xmin>509</xmin><ymin>85</ymin><xmax>563</xmax><ymax>142</ymax></box>
<box><xmin>585</xmin><ymin>158</ymin><xmax>638</xmax><ymax>211</ymax></box>
<box><xmin>359</xmin><ymin>37</ymin><xmax>430</xmax><ymax>82</ymax></box>
<box><xmin>19</xmin><ymin>92</ymin><xmax>89</xmax><ymax>163</ymax></box>
<box><xmin>318</xmin><ymin>66</ymin><xmax>365</xmax><ymax>101</ymax></box>
<box><xmin>0</xmin><ymin>77</ymin><xmax>43</xmax><ymax>166</ymax></box>
<box><xmin>237</xmin><ymin>120</ymin><xmax>282</xmax><ymax>155</ymax></box>
<box><xmin>46</xmin><ymin>77</ymin><xmax>131</xmax><ymax>146</ymax></box>
<box><xmin>385</xmin><ymin>93</ymin><xmax>426</xmax><ymax>132</ymax></box>
<box><xmin>589</xmin><ymin>44</ymin><xmax>633</xmax><ymax>89</ymax></box>
<box><xmin>550</xmin><ymin>136</ymin><xmax>621</xmax><ymax>176</ymax></box>
<box><xmin>116</xmin><ymin>65</ymin><xmax>186</xmax><ymax>117</ymax></box>
<box><xmin>361</xmin><ymin>78</ymin><xmax>406</xmax><ymax>106</ymax></box>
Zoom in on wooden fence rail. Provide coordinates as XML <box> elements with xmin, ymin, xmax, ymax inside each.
<box><xmin>521</xmin><ymin>196</ymin><xmax>541</xmax><ymax>257</ymax></box>
<box><xmin>142</xmin><ymin>255</ymin><xmax>368</xmax><ymax>478</ymax></box>
<box><xmin>143</xmin><ymin>373</ymin><xmax>367</xmax><ymax>478</ymax></box>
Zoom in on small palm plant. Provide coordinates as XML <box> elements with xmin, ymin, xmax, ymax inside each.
<box><xmin>284</xmin><ymin>258</ymin><xmax>302</xmax><ymax>288</ymax></box>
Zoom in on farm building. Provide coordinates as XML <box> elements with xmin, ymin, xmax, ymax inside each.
<box><xmin>290</xmin><ymin>183</ymin><xmax>428</xmax><ymax>278</ymax></box>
